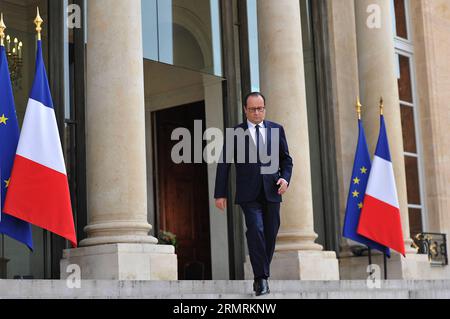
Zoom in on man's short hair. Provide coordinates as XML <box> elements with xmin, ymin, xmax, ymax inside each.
<box><xmin>243</xmin><ymin>92</ymin><xmax>266</xmax><ymax>107</ymax></box>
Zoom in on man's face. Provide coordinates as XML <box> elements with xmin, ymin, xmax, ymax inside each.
<box><xmin>245</xmin><ymin>95</ymin><xmax>266</xmax><ymax>125</ymax></box>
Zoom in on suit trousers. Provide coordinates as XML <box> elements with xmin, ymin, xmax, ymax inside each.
<box><xmin>240</xmin><ymin>189</ymin><xmax>281</xmax><ymax>280</ymax></box>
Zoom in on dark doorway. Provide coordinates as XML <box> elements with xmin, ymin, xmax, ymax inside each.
<box><xmin>154</xmin><ymin>101</ymin><xmax>212</xmax><ymax>280</ymax></box>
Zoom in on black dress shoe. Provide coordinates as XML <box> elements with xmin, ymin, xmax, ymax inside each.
<box><xmin>255</xmin><ymin>279</ymin><xmax>270</xmax><ymax>296</ymax></box>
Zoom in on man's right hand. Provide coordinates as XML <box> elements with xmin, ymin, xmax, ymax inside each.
<box><xmin>215</xmin><ymin>198</ymin><xmax>227</xmax><ymax>211</ymax></box>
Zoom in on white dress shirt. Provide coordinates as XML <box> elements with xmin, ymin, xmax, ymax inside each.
<box><xmin>247</xmin><ymin>120</ymin><xmax>266</xmax><ymax>145</ymax></box>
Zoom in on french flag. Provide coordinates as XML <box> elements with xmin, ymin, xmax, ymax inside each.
<box><xmin>357</xmin><ymin>114</ymin><xmax>405</xmax><ymax>256</ymax></box>
<box><xmin>3</xmin><ymin>40</ymin><xmax>77</xmax><ymax>247</ymax></box>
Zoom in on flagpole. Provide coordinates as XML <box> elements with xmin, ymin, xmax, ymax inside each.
<box><xmin>1</xmin><ymin>235</ymin><xmax>4</xmax><ymax>261</ymax></box>
<box><xmin>356</xmin><ymin>98</ymin><xmax>373</xmax><ymax>269</ymax></box>
<box><xmin>379</xmin><ymin>97</ymin><xmax>389</xmax><ymax>280</ymax></box>
<box><xmin>35</xmin><ymin>7</ymin><xmax>43</xmax><ymax>41</ymax></box>
<box><xmin>383</xmin><ymin>253</ymin><xmax>388</xmax><ymax>280</ymax></box>
<box><xmin>0</xmin><ymin>13</ymin><xmax>5</xmax><ymax>47</ymax></box>
<box><xmin>0</xmin><ymin>13</ymin><xmax>5</xmax><ymax>268</ymax></box>
<box><xmin>356</xmin><ymin>96</ymin><xmax>362</xmax><ymax>120</ymax></box>
<box><xmin>34</xmin><ymin>8</ymin><xmax>51</xmax><ymax>276</ymax></box>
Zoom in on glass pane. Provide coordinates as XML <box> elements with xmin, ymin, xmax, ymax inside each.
<box><xmin>247</xmin><ymin>0</ymin><xmax>260</xmax><ymax>92</ymax></box>
<box><xmin>158</xmin><ymin>0</ymin><xmax>174</xmax><ymax>65</ymax></box>
<box><xmin>141</xmin><ymin>0</ymin><xmax>159</xmax><ymax>61</ymax></box>
<box><xmin>400</xmin><ymin>104</ymin><xmax>417</xmax><ymax>153</ymax></box>
<box><xmin>142</xmin><ymin>0</ymin><xmax>223</xmax><ymax>76</ymax></box>
<box><xmin>397</xmin><ymin>54</ymin><xmax>413</xmax><ymax>103</ymax></box>
<box><xmin>405</xmin><ymin>155</ymin><xmax>421</xmax><ymax>205</ymax></box>
<box><xmin>0</xmin><ymin>0</ymin><xmax>48</xmax><ymax>279</ymax></box>
<box><xmin>393</xmin><ymin>0</ymin><xmax>408</xmax><ymax>39</ymax></box>
<box><xmin>408</xmin><ymin>208</ymin><xmax>423</xmax><ymax>239</ymax></box>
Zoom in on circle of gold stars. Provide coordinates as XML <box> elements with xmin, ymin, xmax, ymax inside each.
<box><xmin>351</xmin><ymin>166</ymin><xmax>368</xmax><ymax>210</ymax></box>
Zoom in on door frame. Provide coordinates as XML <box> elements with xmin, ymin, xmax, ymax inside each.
<box><xmin>151</xmin><ymin>101</ymin><xmax>213</xmax><ymax>280</ymax></box>
<box><xmin>47</xmin><ymin>0</ymin><xmax>88</xmax><ymax>279</ymax></box>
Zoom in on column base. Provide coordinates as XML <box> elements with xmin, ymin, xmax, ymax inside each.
<box><xmin>60</xmin><ymin>243</ymin><xmax>178</xmax><ymax>280</ymax></box>
<box><xmin>339</xmin><ymin>252</ymin><xmax>450</xmax><ymax>280</ymax></box>
<box><xmin>244</xmin><ymin>251</ymin><xmax>340</xmax><ymax>280</ymax></box>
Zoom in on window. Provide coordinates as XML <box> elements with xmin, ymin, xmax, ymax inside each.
<box><xmin>246</xmin><ymin>0</ymin><xmax>260</xmax><ymax>92</ymax></box>
<box><xmin>141</xmin><ymin>0</ymin><xmax>223</xmax><ymax>76</ymax></box>
<box><xmin>392</xmin><ymin>0</ymin><xmax>427</xmax><ymax>239</ymax></box>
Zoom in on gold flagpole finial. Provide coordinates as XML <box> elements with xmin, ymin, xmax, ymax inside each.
<box><xmin>34</xmin><ymin>7</ymin><xmax>43</xmax><ymax>41</ymax></box>
<box><xmin>356</xmin><ymin>96</ymin><xmax>362</xmax><ymax>120</ymax></box>
<box><xmin>0</xmin><ymin>13</ymin><xmax>6</xmax><ymax>47</ymax></box>
<box><xmin>379</xmin><ymin>97</ymin><xmax>384</xmax><ymax>116</ymax></box>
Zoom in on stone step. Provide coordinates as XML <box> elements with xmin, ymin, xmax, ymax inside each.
<box><xmin>135</xmin><ymin>290</ymin><xmax>413</xmax><ymax>299</ymax></box>
<box><xmin>1</xmin><ymin>280</ymin><xmax>450</xmax><ymax>299</ymax></box>
<box><xmin>117</xmin><ymin>280</ymin><xmax>450</xmax><ymax>291</ymax></box>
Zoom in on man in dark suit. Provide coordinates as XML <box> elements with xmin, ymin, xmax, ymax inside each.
<box><xmin>214</xmin><ymin>92</ymin><xmax>293</xmax><ymax>296</ymax></box>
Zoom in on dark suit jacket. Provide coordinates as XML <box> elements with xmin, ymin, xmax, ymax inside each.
<box><xmin>214</xmin><ymin>120</ymin><xmax>293</xmax><ymax>204</ymax></box>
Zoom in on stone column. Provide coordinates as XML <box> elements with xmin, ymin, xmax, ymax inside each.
<box><xmin>354</xmin><ymin>0</ymin><xmax>415</xmax><ymax>255</ymax></box>
<box><xmin>251</xmin><ymin>0</ymin><xmax>339</xmax><ymax>280</ymax></box>
<box><xmin>60</xmin><ymin>0</ymin><xmax>177</xmax><ymax>280</ymax></box>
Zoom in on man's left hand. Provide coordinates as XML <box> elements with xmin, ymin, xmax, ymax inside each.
<box><xmin>277</xmin><ymin>179</ymin><xmax>289</xmax><ymax>195</ymax></box>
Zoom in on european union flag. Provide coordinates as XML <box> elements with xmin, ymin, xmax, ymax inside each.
<box><xmin>0</xmin><ymin>44</ymin><xmax>33</xmax><ymax>250</ymax></box>
<box><xmin>343</xmin><ymin>119</ymin><xmax>389</xmax><ymax>256</ymax></box>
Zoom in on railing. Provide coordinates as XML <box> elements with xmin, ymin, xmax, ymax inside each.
<box><xmin>413</xmin><ymin>233</ymin><xmax>448</xmax><ymax>266</ymax></box>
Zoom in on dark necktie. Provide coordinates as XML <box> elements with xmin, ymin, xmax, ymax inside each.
<box><xmin>256</xmin><ymin>124</ymin><xmax>265</xmax><ymax>164</ymax></box>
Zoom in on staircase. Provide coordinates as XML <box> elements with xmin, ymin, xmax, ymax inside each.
<box><xmin>1</xmin><ymin>280</ymin><xmax>450</xmax><ymax>299</ymax></box>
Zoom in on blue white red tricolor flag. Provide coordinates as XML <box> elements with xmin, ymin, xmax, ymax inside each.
<box><xmin>4</xmin><ymin>40</ymin><xmax>77</xmax><ymax>247</ymax></box>
<box><xmin>357</xmin><ymin>114</ymin><xmax>405</xmax><ymax>256</ymax></box>
<box><xmin>0</xmin><ymin>43</ymin><xmax>33</xmax><ymax>249</ymax></box>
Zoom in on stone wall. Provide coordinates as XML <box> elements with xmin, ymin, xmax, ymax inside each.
<box><xmin>410</xmin><ymin>0</ymin><xmax>450</xmax><ymax>237</ymax></box>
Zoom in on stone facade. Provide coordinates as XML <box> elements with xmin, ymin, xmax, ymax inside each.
<box><xmin>332</xmin><ymin>0</ymin><xmax>450</xmax><ymax>279</ymax></box>
<box><xmin>60</xmin><ymin>0</ymin><xmax>449</xmax><ymax>281</ymax></box>
<box><xmin>410</xmin><ymin>0</ymin><xmax>450</xmax><ymax>237</ymax></box>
